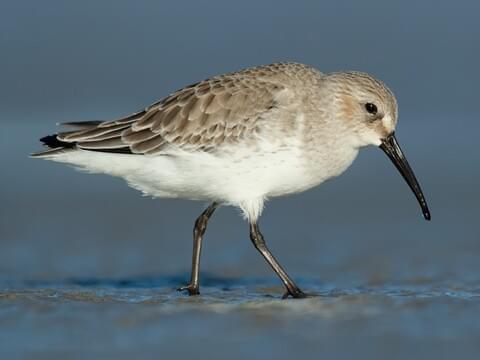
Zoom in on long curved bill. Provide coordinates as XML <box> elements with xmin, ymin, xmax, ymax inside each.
<box><xmin>379</xmin><ymin>133</ymin><xmax>431</xmax><ymax>221</ymax></box>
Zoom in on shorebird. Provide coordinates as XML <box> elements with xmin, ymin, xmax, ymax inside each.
<box><xmin>32</xmin><ymin>62</ymin><xmax>431</xmax><ymax>298</ymax></box>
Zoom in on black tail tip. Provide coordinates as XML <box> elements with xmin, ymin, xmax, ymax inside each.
<box><xmin>40</xmin><ymin>134</ymin><xmax>74</xmax><ymax>149</ymax></box>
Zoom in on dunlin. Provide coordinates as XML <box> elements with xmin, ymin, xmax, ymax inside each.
<box><xmin>32</xmin><ymin>62</ymin><xmax>431</xmax><ymax>298</ymax></box>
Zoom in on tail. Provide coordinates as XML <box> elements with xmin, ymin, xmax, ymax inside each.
<box><xmin>32</xmin><ymin>108</ymin><xmax>147</xmax><ymax>157</ymax></box>
<box><xmin>31</xmin><ymin>121</ymin><xmax>102</xmax><ymax>158</ymax></box>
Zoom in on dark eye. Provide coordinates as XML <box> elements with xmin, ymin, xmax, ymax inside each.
<box><xmin>365</xmin><ymin>103</ymin><xmax>378</xmax><ymax>115</ymax></box>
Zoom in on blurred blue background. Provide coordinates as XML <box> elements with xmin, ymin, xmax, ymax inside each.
<box><xmin>0</xmin><ymin>0</ymin><xmax>479</xmax><ymax>358</ymax></box>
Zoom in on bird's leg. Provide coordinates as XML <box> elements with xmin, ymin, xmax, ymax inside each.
<box><xmin>177</xmin><ymin>202</ymin><xmax>218</xmax><ymax>295</ymax></box>
<box><xmin>249</xmin><ymin>222</ymin><xmax>306</xmax><ymax>299</ymax></box>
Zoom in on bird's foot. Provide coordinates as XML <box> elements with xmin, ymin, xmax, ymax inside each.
<box><xmin>177</xmin><ymin>284</ymin><xmax>200</xmax><ymax>296</ymax></box>
<box><xmin>282</xmin><ymin>288</ymin><xmax>307</xmax><ymax>299</ymax></box>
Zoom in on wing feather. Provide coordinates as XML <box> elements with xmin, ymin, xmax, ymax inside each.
<box><xmin>50</xmin><ymin>63</ymin><xmax>302</xmax><ymax>154</ymax></box>
<box><xmin>77</xmin><ymin>137</ymin><xmax>127</xmax><ymax>150</ymax></box>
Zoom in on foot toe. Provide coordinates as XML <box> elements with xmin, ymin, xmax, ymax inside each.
<box><xmin>177</xmin><ymin>285</ymin><xmax>200</xmax><ymax>296</ymax></box>
<box><xmin>282</xmin><ymin>289</ymin><xmax>307</xmax><ymax>299</ymax></box>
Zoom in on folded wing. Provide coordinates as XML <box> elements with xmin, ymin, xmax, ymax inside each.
<box><xmin>54</xmin><ymin>71</ymin><xmax>289</xmax><ymax>155</ymax></box>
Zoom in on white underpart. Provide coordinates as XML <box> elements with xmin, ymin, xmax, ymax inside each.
<box><xmin>42</xmin><ymin>129</ymin><xmax>359</xmax><ymax>222</ymax></box>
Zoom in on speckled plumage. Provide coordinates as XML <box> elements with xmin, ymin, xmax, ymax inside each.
<box><xmin>56</xmin><ymin>63</ymin><xmax>320</xmax><ymax>155</ymax></box>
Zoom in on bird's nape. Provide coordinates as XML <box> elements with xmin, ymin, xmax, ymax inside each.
<box><xmin>379</xmin><ymin>132</ymin><xmax>431</xmax><ymax>220</ymax></box>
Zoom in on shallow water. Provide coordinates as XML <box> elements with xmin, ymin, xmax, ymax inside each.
<box><xmin>1</xmin><ymin>278</ymin><xmax>480</xmax><ymax>359</ymax></box>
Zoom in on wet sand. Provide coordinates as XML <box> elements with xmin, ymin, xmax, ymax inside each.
<box><xmin>1</xmin><ymin>278</ymin><xmax>479</xmax><ymax>359</ymax></box>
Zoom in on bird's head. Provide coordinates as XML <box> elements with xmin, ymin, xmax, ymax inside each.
<box><xmin>323</xmin><ymin>71</ymin><xmax>397</xmax><ymax>147</ymax></box>
<box><xmin>322</xmin><ymin>71</ymin><xmax>431</xmax><ymax>220</ymax></box>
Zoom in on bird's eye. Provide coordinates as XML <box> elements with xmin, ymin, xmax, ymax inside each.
<box><xmin>365</xmin><ymin>103</ymin><xmax>378</xmax><ymax>115</ymax></box>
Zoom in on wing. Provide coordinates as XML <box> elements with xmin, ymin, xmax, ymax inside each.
<box><xmin>56</xmin><ymin>70</ymin><xmax>291</xmax><ymax>155</ymax></box>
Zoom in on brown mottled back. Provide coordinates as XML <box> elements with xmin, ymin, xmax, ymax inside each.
<box><xmin>56</xmin><ymin>63</ymin><xmax>320</xmax><ymax>154</ymax></box>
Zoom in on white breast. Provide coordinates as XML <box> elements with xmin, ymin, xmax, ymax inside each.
<box><xmin>44</xmin><ymin>125</ymin><xmax>359</xmax><ymax>222</ymax></box>
<box><xmin>47</xmin><ymin>133</ymin><xmax>358</xmax><ymax>201</ymax></box>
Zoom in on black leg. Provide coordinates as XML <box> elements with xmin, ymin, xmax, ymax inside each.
<box><xmin>178</xmin><ymin>202</ymin><xmax>218</xmax><ymax>295</ymax></box>
<box><xmin>249</xmin><ymin>222</ymin><xmax>306</xmax><ymax>299</ymax></box>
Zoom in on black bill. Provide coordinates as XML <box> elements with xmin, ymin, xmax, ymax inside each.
<box><xmin>379</xmin><ymin>132</ymin><xmax>431</xmax><ymax>221</ymax></box>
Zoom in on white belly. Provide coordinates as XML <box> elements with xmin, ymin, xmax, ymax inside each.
<box><xmin>44</xmin><ymin>141</ymin><xmax>358</xmax><ymax>220</ymax></box>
